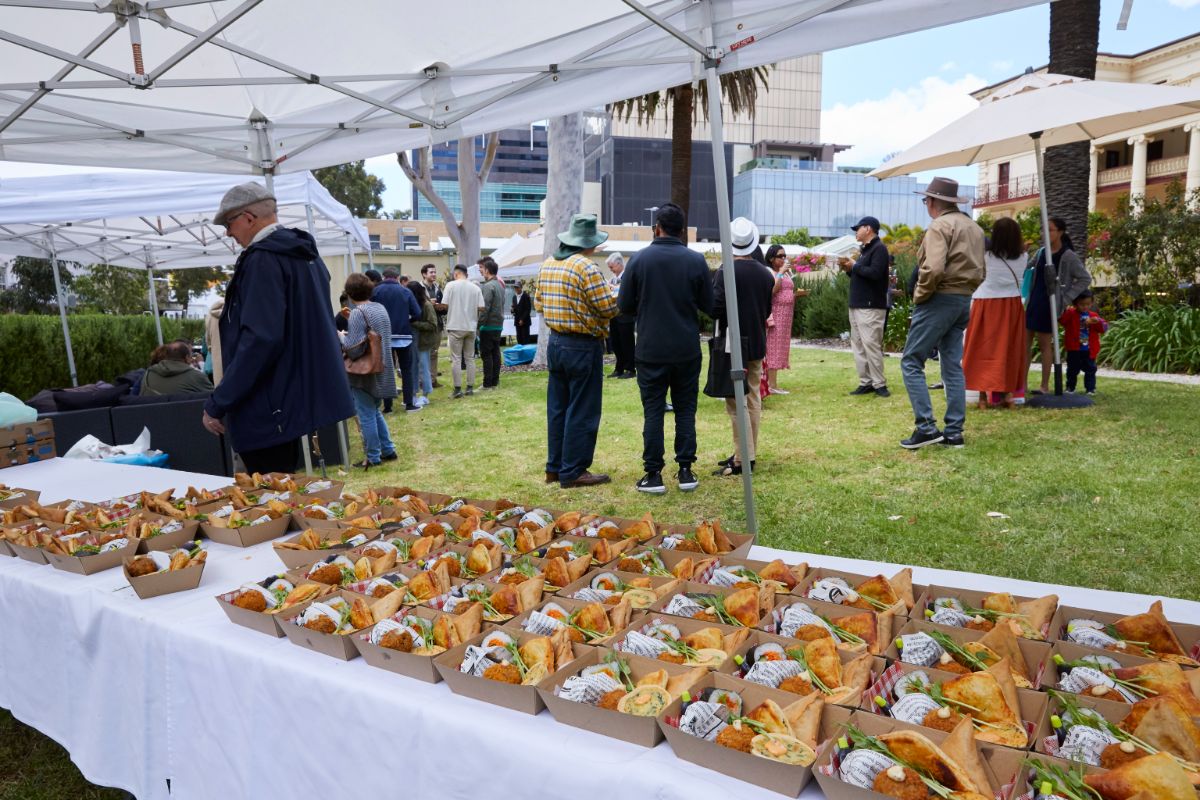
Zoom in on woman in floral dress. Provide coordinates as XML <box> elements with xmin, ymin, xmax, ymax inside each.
<box><xmin>762</xmin><ymin>244</ymin><xmax>806</xmax><ymax>396</ymax></box>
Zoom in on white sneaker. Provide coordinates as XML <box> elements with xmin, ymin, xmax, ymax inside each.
<box><xmin>770</xmin><ymin>388</ymin><xmax>790</xmax><ymax>395</ymax></box>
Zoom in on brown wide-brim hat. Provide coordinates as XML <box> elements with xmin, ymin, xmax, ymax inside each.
<box><xmin>915</xmin><ymin>176</ymin><xmax>970</xmax><ymax>204</ymax></box>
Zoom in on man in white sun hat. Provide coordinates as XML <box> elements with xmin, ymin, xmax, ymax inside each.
<box><xmin>711</xmin><ymin>216</ymin><xmax>775</xmax><ymax>477</ymax></box>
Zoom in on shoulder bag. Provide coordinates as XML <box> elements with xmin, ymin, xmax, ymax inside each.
<box><xmin>703</xmin><ymin>321</ymin><xmax>750</xmax><ymax>399</ymax></box>
<box><xmin>344</xmin><ymin>307</ymin><xmax>384</xmax><ymax>376</ymax></box>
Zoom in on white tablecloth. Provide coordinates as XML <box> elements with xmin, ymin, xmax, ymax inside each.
<box><xmin>1</xmin><ymin>458</ymin><xmax>1197</xmax><ymax>800</ymax></box>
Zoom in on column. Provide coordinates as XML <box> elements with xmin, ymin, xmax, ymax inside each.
<box><xmin>1185</xmin><ymin>122</ymin><xmax>1200</xmax><ymax>208</ymax></box>
<box><xmin>1088</xmin><ymin>146</ymin><xmax>1102</xmax><ymax>212</ymax></box>
<box><xmin>1127</xmin><ymin>134</ymin><xmax>1152</xmax><ymax>211</ymax></box>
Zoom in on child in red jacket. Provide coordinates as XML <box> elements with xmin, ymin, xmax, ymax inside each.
<box><xmin>1059</xmin><ymin>290</ymin><xmax>1108</xmax><ymax>395</ymax></box>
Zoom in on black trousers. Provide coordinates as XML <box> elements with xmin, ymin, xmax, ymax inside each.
<box><xmin>636</xmin><ymin>356</ymin><xmax>701</xmax><ymax>473</ymax></box>
<box><xmin>1066</xmin><ymin>349</ymin><xmax>1097</xmax><ymax>392</ymax></box>
<box><xmin>384</xmin><ymin>346</ymin><xmax>415</xmax><ymax>410</ymax></box>
<box><xmin>610</xmin><ymin>315</ymin><xmax>636</xmax><ymax>374</ymax></box>
<box><xmin>479</xmin><ymin>330</ymin><xmax>502</xmax><ymax>387</ymax></box>
<box><xmin>514</xmin><ymin>321</ymin><xmax>533</xmax><ymax>345</ymax></box>
<box><xmin>240</xmin><ymin>438</ymin><xmax>300</xmax><ymax>474</ymax></box>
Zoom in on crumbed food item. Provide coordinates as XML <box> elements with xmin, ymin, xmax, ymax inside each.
<box><xmin>597</xmin><ymin>689</ymin><xmax>626</xmax><ymax>711</ymax></box>
<box><xmin>715</xmin><ymin>723</ymin><xmax>756</xmax><ymax>753</ymax></box>
<box><xmin>794</xmin><ymin>624</ymin><xmax>834</xmax><ymax>642</ymax></box>
<box><xmin>1099</xmin><ymin>741</ymin><xmax>1147</xmax><ymax>770</ymax></box>
<box><xmin>922</xmin><ymin>706</ymin><xmax>966</xmax><ymax>732</ymax></box>
<box><xmin>453</xmin><ymin>601</ymin><xmax>478</xmax><ymax>617</ymax></box>
<box><xmin>308</xmin><ymin>564</ymin><xmax>343</xmax><ymax>584</ymax></box>
<box><xmin>127</xmin><ymin>556</ymin><xmax>158</xmax><ymax>577</ymax></box>
<box><xmin>778</xmin><ymin>675</ymin><xmax>817</xmax><ymax>696</ymax></box>
<box><xmin>498</xmin><ymin>572</ymin><xmax>527</xmax><ymax>586</ymax></box>
<box><xmin>656</xmin><ymin>652</ymin><xmax>686</xmax><ymax>665</ymax></box>
<box><xmin>304</xmin><ymin>616</ymin><xmax>337</xmax><ymax>634</ymax></box>
<box><xmin>482</xmin><ymin>663</ymin><xmax>521</xmax><ymax>684</ymax></box>
<box><xmin>379</xmin><ymin>629</ymin><xmax>414</xmax><ymax>652</ymax></box>
<box><xmin>871</xmin><ymin>765</ymin><xmax>928</xmax><ymax>799</ymax></box>
<box><xmin>232</xmin><ymin>591</ymin><xmax>267</xmax><ymax>612</ymax></box>
<box><xmin>370</xmin><ymin>584</ymin><xmax>395</xmax><ymax>599</ymax></box>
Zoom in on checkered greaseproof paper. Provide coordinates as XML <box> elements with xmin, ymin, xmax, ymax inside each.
<box><xmin>693</xmin><ymin>558</ymin><xmax>720</xmax><ymax>585</ymax></box>
<box><xmin>1043</xmin><ymin>734</ymin><xmax>1062</xmax><ymax>757</ymax></box>
<box><xmin>865</xmin><ymin>662</ymin><xmax>906</xmax><ymax>715</ymax></box>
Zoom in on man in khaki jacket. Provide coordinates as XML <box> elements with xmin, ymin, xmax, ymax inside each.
<box><xmin>900</xmin><ymin>177</ymin><xmax>985</xmax><ymax>450</ymax></box>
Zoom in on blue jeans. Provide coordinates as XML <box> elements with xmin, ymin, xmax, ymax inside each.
<box><xmin>351</xmin><ymin>387</ymin><xmax>395</xmax><ymax>463</ymax></box>
<box><xmin>902</xmin><ymin>293</ymin><xmax>971</xmax><ymax>436</ymax></box>
<box><xmin>417</xmin><ymin>348</ymin><xmax>433</xmax><ymax>397</ymax></box>
<box><xmin>546</xmin><ymin>332</ymin><xmax>605</xmax><ymax>482</ymax></box>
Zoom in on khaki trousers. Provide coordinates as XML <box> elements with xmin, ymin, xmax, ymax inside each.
<box><xmin>724</xmin><ymin>358</ymin><xmax>763</xmax><ymax>463</ymax></box>
<box><xmin>447</xmin><ymin>329</ymin><xmax>476</xmax><ymax>389</ymax></box>
<box><xmin>849</xmin><ymin>307</ymin><xmax>887</xmax><ymax>388</ymax></box>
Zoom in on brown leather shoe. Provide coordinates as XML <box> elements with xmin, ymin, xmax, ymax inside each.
<box><xmin>545</xmin><ymin>471</ymin><xmax>558</xmax><ymax>484</ymax></box>
<box><xmin>560</xmin><ymin>471</ymin><xmax>611</xmax><ymax>489</ymax></box>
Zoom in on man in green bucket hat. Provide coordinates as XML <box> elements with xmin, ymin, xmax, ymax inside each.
<box><xmin>535</xmin><ymin>213</ymin><xmax>619</xmax><ymax>488</ymax></box>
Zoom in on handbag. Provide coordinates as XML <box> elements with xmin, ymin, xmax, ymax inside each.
<box><xmin>344</xmin><ymin>308</ymin><xmax>384</xmax><ymax>376</ymax></box>
<box><xmin>1021</xmin><ymin>248</ymin><xmax>1042</xmax><ymax>303</ymax></box>
<box><xmin>703</xmin><ymin>321</ymin><xmax>750</xmax><ymax>399</ymax></box>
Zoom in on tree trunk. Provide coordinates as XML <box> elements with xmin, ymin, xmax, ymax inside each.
<box><xmin>457</xmin><ymin>137</ymin><xmax>483</xmax><ymax>265</ymax></box>
<box><xmin>533</xmin><ymin>112</ymin><xmax>584</xmax><ymax>368</ymax></box>
<box><xmin>670</xmin><ymin>82</ymin><xmax>694</xmax><ymax>242</ymax></box>
<box><xmin>1044</xmin><ymin>0</ymin><xmax>1100</xmax><ymax>251</ymax></box>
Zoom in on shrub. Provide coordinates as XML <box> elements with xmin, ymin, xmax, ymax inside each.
<box><xmin>1101</xmin><ymin>305</ymin><xmax>1200</xmax><ymax>374</ymax></box>
<box><xmin>801</xmin><ymin>273</ymin><xmax>850</xmax><ymax>339</ymax></box>
<box><xmin>0</xmin><ymin>314</ymin><xmax>205</xmax><ymax>400</ymax></box>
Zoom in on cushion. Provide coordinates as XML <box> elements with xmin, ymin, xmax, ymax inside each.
<box><xmin>51</xmin><ymin>382</ymin><xmax>130</xmax><ymax>411</ymax></box>
<box><xmin>117</xmin><ymin>391</ymin><xmax>211</xmax><ymax>407</ymax></box>
<box><xmin>26</xmin><ymin>389</ymin><xmax>58</xmax><ymax>414</ymax></box>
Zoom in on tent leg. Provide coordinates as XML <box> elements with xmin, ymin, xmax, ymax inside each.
<box><xmin>147</xmin><ymin>266</ymin><xmax>163</xmax><ymax>346</ymax></box>
<box><xmin>344</xmin><ymin>231</ymin><xmax>354</xmax><ymax>283</ymax></box>
<box><xmin>337</xmin><ymin>419</ymin><xmax>350</xmax><ymax>470</ymax></box>
<box><xmin>48</xmin><ymin>243</ymin><xmax>78</xmax><ymax>387</ymax></box>
<box><xmin>705</xmin><ymin>57</ymin><xmax>758</xmax><ymax>538</ymax></box>
<box><xmin>300</xmin><ymin>434</ymin><xmax>314</xmax><ymax>475</ymax></box>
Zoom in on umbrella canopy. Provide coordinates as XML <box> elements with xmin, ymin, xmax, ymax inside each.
<box><xmin>870</xmin><ymin>72</ymin><xmax>1200</xmax><ymax>178</ymax></box>
<box><xmin>492</xmin><ymin>230</ymin><xmax>546</xmax><ymax>269</ymax></box>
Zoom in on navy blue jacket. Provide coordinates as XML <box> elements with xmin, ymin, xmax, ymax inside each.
<box><xmin>371</xmin><ymin>279</ymin><xmax>421</xmax><ymax>338</ymax></box>
<box><xmin>205</xmin><ymin>227</ymin><xmax>354</xmax><ymax>452</ymax></box>
<box><xmin>618</xmin><ymin>236</ymin><xmax>714</xmax><ymax>363</ymax></box>
<box><xmin>849</xmin><ymin>236</ymin><xmax>890</xmax><ymax>309</ymax></box>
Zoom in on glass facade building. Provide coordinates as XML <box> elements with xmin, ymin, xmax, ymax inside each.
<box><xmin>415</xmin><ymin>180</ymin><xmax>546</xmax><ymax>223</ymax></box>
<box><xmin>412</xmin><ymin>128</ymin><xmax>548</xmax><ymax>222</ymax></box>
<box><xmin>733</xmin><ymin>166</ymin><xmax>975</xmax><ymax>239</ymax></box>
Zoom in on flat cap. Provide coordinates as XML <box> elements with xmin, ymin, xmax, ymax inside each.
<box><xmin>214</xmin><ymin>181</ymin><xmax>274</xmax><ymax>226</ymax></box>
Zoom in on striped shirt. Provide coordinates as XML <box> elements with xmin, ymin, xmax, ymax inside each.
<box><xmin>534</xmin><ymin>253</ymin><xmax>618</xmax><ymax>338</ymax></box>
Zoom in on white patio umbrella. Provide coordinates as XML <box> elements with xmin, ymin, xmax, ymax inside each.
<box><xmin>871</xmin><ymin>73</ymin><xmax>1200</xmax><ymax>404</ymax></box>
<box><xmin>493</xmin><ymin>230</ymin><xmax>546</xmax><ymax>268</ymax></box>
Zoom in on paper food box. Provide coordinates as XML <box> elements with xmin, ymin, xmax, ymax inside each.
<box><xmin>355</xmin><ymin>603</ymin><xmax>488</xmax><ymax>683</ymax></box>
<box><xmin>272</xmin><ymin>527</ymin><xmax>380</xmax><ymax>570</ymax></box>
<box><xmin>1033</xmin><ymin>688</ymin><xmax>1148</xmax><ymax>766</ymax></box>
<box><xmin>0</xmin><ymin>485</ymin><xmax>39</xmax><ymax>510</ymax></box>
<box><xmin>608</xmin><ymin>612</ymin><xmax>753</xmax><ymax>672</ymax></box>
<box><xmin>547</xmin><ymin>533</ymin><xmax>638</xmax><ymax>566</ymax></box>
<box><xmin>503</xmin><ymin>595</ymin><xmax>648</xmax><ymax>648</ymax></box>
<box><xmin>537</xmin><ymin>648</ymin><xmax>708</xmax><ymax>745</ymax></box>
<box><xmin>658</xmin><ymin>671</ymin><xmax>854</xmax><ymax>797</ymax></box>
<box><xmin>719</xmin><ymin>630</ymin><xmax>888</xmax><ymax>710</ymax></box>
<box><xmin>347</xmin><ymin>525</ymin><xmax>446</xmax><ymax>565</ymax></box>
<box><xmin>411</xmin><ymin>540</ymin><xmax>507</xmax><ymax>583</ymax></box>
<box><xmin>279</xmin><ymin>589</ymin><xmax>374</xmax><ymax>660</ymax></box>
<box><xmin>557</xmin><ymin>568</ymin><xmax>684</xmax><ymax>612</ymax></box>
<box><xmin>434</xmin><ymin>627</ymin><xmax>590</xmax><ymax>715</ymax></box>
<box><xmin>812</xmin><ymin>710</ymin><xmax>1022</xmax><ymax>800</ymax></box>
<box><xmin>201</xmin><ymin>510</ymin><xmax>292</xmax><ymax>546</ymax></box>
<box><xmin>3</xmin><ymin>519</ymin><xmax>64</xmax><ymax>563</ymax></box>
<box><xmin>914</xmin><ymin>584</ymin><xmax>1060</xmax><ymax>641</ymax></box>
<box><xmin>131</xmin><ymin>514</ymin><xmax>201</xmax><ymax>553</ymax></box>
<box><xmin>215</xmin><ymin>575</ymin><xmax>335</xmax><ymax>637</ymax></box>
<box><xmin>1003</xmin><ymin>750</ymin><xmax>1105</xmax><ymax>800</ymax></box>
<box><xmin>795</xmin><ymin>567</ymin><xmax>925</xmax><ymax>619</ymax></box>
<box><xmin>860</xmin><ymin>659</ymin><xmax>1049</xmax><ymax>751</ymax></box>
<box><xmin>643</xmin><ymin>520</ymin><xmax>756</xmax><ymax>559</ymax></box>
<box><xmin>887</xmin><ymin>619</ymin><xmax>1052</xmax><ymax>690</ymax></box>
<box><xmin>481</xmin><ymin>550</ymin><xmax>594</xmax><ymax>596</ymax></box>
<box><xmin>288</xmin><ymin>550</ymin><xmax>393</xmax><ymax>589</ymax></box>
<box><xmin>651</xmin><ymin>580</ymin><xmax>778</xmax><ymax>631</ymax></box>
<box><xmin>123</xmin><ymin>547</ymin><xmax>206</xmax><ymax>599</ymax></box>
<box><xmin>1043</xmin><ymin>640</ymin><xmax>1178</xmax><ymax>706</ymax></box>
<box><xmin>288</xmin><ymin>476</ymin><xmax>343</xmax><ymax>503</ymax></box>
<box><xmin>45</xmin><ymin>534</ymin><xmax>139</xmax><ymax>575</ymax></box>
<box><xmin>761</xmin><ymin>596</ymin><xmax>900</xmax><ymax>657</ymax></box>
<box><xmin>1049</xmin><ymin>602</ymin><xmax>1200</xmax><ymax>668</ymax></box>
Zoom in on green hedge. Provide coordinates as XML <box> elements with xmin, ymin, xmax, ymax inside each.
<box><xmin>1101</xmin><ymin>305</ymin><xmax>1200</xmax><ymax>374</ymax></box>
<box><xmin>0</xmin><ymin>314</ymin><xmax>205</xmax><ymax>400</ymax></box>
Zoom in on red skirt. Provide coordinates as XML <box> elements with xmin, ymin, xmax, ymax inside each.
<box><xmin>963</xmin><ymin>296</ymin><xmax>1027</xmax><ymax>394</ymax></box>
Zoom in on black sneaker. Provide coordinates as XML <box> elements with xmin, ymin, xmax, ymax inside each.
<box><xmin>849</xmin><ymin>384</ymin><xmax>874</xmax><ymax>396</ymax></box>
<box><xmin>452</xmin><ymin>388</ymin><xmax>463</xmax><ymax>399</ymax></box>
<box><xmin>380</xmin><ymin>452</ymin><xmax>399</xmax><ymax>462</ymax></box>
<box><xmin>676</xmin><ymin>467</ymin><xmax>698</xmax><ymax>492</ymax></box>
<box><xmin>636</xmin><ymin>472</ymin><xmax>666</xmax><ymax>494</ymax></box>
<box><xmin>465</xmin><ymin>386</ymin><xmax>474</xmax><ymax>396</ymax></box>
<box><xmin>929</xmin><ymin>382</ymin><xmax>944</xmax><ymax>390</ymax></box>
<box><xmin>874</xmin><ymin>386</ymin><xmax>891</xmax><ymax>397</ymax></box>
<box><xmin>941</xmin><ymin>434</ymin><xmax>965</xmax><ymax>448</ymax></box>
<box><xmin>900</xmin><ymin>429</ymin><xmax>944</xmax><ymax>449</ymax></box>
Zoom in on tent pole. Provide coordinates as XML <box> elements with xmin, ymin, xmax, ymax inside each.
<box><xmin>145</xmin><ymin>247</ymin><xmax>163</xmax><ymax>346</ymax></box>
<box><xmin>345</xmin><ymin>231</ymin><xmax>354</xmax><ymax>282</ymax></box>
<box><xmin>1032</xmin><ymin>133</ymin><xmax>1063</xmax><ymax>395</ymax></box>
<box><xmin>47</xmin><ymin>233</ymin><xmax>78</xmax><ymax>387</ymax></box>
<box><xmin>704</xmin><ymin>52</ymin><xmax>758</xmax><ymax>537</ymax></box>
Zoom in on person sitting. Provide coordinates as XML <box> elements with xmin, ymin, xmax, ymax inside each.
<box><xmin>140</xmin><ymin>340</ymin><xmax>214</xmax><ymax>396</ymax></box>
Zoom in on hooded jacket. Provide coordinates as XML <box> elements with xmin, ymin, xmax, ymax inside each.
<box><xmin>140</xmin><ymin>359</ymin><xmax>214</xmax><ymax>397</ymax></box>
<box><xmin>204</xmin><ymin>227</ymin><xmax>354</xmax><ymax>452</ymax></box>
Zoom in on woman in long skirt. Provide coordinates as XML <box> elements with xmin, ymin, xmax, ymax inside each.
<box><xmin>963</xmin><ymin>216</ymin><xmax>1027</xmax><ymax>408</ymax></box>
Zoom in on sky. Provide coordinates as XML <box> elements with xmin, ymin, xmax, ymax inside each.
<box><xmin>0</xmin><ymin>0</ymin><xmax>1195</xmax><ymax>212</ymax></box>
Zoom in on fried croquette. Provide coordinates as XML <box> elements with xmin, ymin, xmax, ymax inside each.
<box><xmin>921</xmin><ymin>706</ymin><xmax>965</xmax><ymax>732</ymax></box>
<box><xmin>482</xmin><ymin>663</ymin><xmax>522</xmax><ymax>684</ymax></box>
<box><xmin>715</xmin><ymin>723</ymin><xmax>756</xmax><ymax>753</ymax></box>
<box><xmin>1099</xmin><ymin>742</ymin><xmax>1145</xmax><ymax>770</ymax></box>
<box><xmin>232</xmin><ymin>590</ymin><xmax>268</xmax><ymax>612</ymax></box>
<box><xmin>304</xmin><ymin>616</ymin><xmax>337</xmax><ymax>634</ymax></box>
<box><xmin>379</xmin><ymin>629</ymin><xmax>414</xmax><ymax>652</ymax></box>
<box><xmin>127</xmin><ymin>556</ymin><xmax>158</xmax><ymax>577</ymax></box>
<box><xmin>597</xmin><ymin>689</ymin><xmax>627</xmax><ymax>711</ymax></box>
<box><xmin>370</xmin><ymin>584</ymin><xmax>396</xmax><ymax>599</ymax></box>
<box><xmin>778</xmin><ymin>675</ymin><xmax>817</xmax><ymax>696</ymax></box>
<box><xmin>432</xmin><ymin>556</ymin><xmax>461</xmax><ymax>578</ymax></box>
<box><xmin>308</xmin><ymin>564</ymin><xmax>343</xmax><ymax>584</ymax></box>
<box><xmin>657</xmin><ymin>652</ymin><xmax>686</xmax><ymax>665</ymax></box>
<box><xmin>871</xmin><ymin>766</ymin><xmax>927</xmax><ymax>799</ymax></box>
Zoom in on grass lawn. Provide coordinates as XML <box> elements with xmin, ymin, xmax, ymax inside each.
<box><xmin>343</xmin><ymin>347</ymin><xmax>1200</xmax><ymax>602</ymax></box>
<box><xmin>0</xmin><ymin>710</ymin><xmax>126</xmax><ymax>800</ymax></box>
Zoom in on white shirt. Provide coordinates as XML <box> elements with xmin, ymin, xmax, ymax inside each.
<box><xmin>442</xmin><ymin>278</ymin><xmax>484</xmax><ymax>332</ymax></box>
<box><xmin>249</xmin><ymin>222</ymin><xmax>281</xmax><ymax>245</ymax></box>
<box><xmin>973</xmin><ymin>251</ymin><xmax>1027</xmax><ymax>300</ymax></box>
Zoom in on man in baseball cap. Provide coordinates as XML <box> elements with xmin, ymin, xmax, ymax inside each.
<box><xmin>841</xmin><ymin>215</ymin><xmax>891</xmax><ymax>398</ymax></box>
<box><xmin>201</xmin><ymin>180</ymin><xmax>354</xmax><ymax>473</ymax></box>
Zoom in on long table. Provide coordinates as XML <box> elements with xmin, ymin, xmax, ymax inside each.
<box><xmin>1</xmin><ymin>458</ymin><xmax>1197</xmax><ymax>800</ymax></box>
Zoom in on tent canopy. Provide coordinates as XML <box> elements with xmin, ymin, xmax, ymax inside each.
<box><xmin>0</xmin><ymin>0</ymin><xmax>1048</xmax><ymax>175</ymax></box>
<box><xmin>0</xmin><ymin>170</ymin><xmax>369</xmax><ymax>268</ymax></box>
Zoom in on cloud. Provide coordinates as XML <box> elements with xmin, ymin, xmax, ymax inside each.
<box><xmin>1167</xmin><ymin>0</ymin><xmax>1199</xmax><ymax>7</ymax></box>
<box><xmin>991</xmin><ymin>60</ymin><xmax>1014</xmax><ymax>73</ymax></box>
<box><xmin>940</xmin><ymin>61</ymin><xmax>958</xmax><ymax>72</ymax></box>
<box><xmin>822</xmin><ymin>74</ymin><xmax>988</xmax><ymax>171</ymax></box>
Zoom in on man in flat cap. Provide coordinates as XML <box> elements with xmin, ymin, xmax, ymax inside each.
<box><xmin>201</xmin><ymin>181</ymin><xmax>354</xmax><ymax>473</ymax></box>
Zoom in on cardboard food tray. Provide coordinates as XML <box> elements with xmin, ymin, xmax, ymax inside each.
<box><xmin>272</xmin><ymin>527</ymin><xmax>382</xmax><ymax>571</ymax></box>
<box><xmin>1033</xmin><ymin>689</ymin><xmax>1138</xmax><ymax>761</ymax></box>
<box><xmin>7</xmin><ymin>538</ymin><xmax>49</xmax><ymax>564</ymax></box>
<box><xmin>1049</xmin><ymin>603</ymin><xmax>1200</xmax><ymax>667</ymax></box>
<box><xmin>290</xmin><ymin>477</ymin><xmax>344</xmax><ymax>504</ymax></box>
<box><xmin>650</xmin><ymin>579</ymin><xmax>777</xmax><ymax>628</ymax></box>
<box><xmin>537</xmin><ymin>648</ymin><xmax>706</xmax><ymax>746</ymax></box>
<box><xmin>796</xmin><ymin>567</ymin><xmax>926</xmax><ymax>617</ymax></box>
<box><xmin>720</xmin><ymin>629</ymin><xmax>889</xmax><ymax>710</ymax></box>
<box><xmin>813</xmin><ymin>710</ymin><xmax>1022</xmax><ymax>800</ymax></box>
<box><xmin>658</xmin><ymin>671</ymin><xmax>854</xmax><ymax>797</ymax></box>
<box><xmin>503</xmin><ymin>595</ymin><xmax>648</xmax><ymax>647</ymax></box>
<box><xmin>415</xmin><ymin>541</ymin><xmax>505</xmax><ymax>582</ymax></box>
<box><xmin>337</xmin><ymin>566</ymin><xmax>421</xmax><ymax>600</ymax></box>
<box><xmin>887</xmin><ymin>619</ymin><xmax>1053</xmax><ymax>689</ymax></box>
<box><xmin>1042</xmin><ymin>640</ymin><xmax>1159</xmax><ymax>699</ymax></box>
<box><xmin>610</xmin><ymin>612</ymin><xmax>752</xmax><ymax>671</ymax></box>
<box><xmin>0</xmin><ymin>487</ymin><xmax>40</xmax><ymax>510</ymax></box>
<box><xmin>124</xmin><ymin>558</ymin><xmax>206</xmax><ymax>599</ymax></box>
<box><xmin>1001</xmin><ymin>750</ymin><xmax>1105</xmax><ymax>800</ymax></box>
<box><xmin>764</xmin><ymin>595</ymin><xmax>908</xmax><ymax>657</ymax></box>
<box><xmin>0</xmin><ymin>539</ymin><xmax>11</xmax><ymax>558</ymax></box>
<box><xmin>641</xmin><ymin>524</ymin><xmax>756</xmax><ymax>560</ymax></box>
<box><xmin>136</xmin><ymin>517</ymin><xmax>201</xmax><ymax>554</ymax></box>
<box><xmin>45</xmin><ymin>537</ymin><xmax>139</xmax><ymax>575</ymax></box>
<box><xmin>915</xmin><ymin>584</ymin><xmax>1059</xmax><ymax>639</ymax></box>
<box><xmin>860</xmin><ymin>659</ymin><xmax>1049</xmax><ymax>750</ymax></box>
<box><xmin>278</xmin><ymin>589</ymin><xmax>366</xmax><ymax>660</ymax></box>
<box><xmin>548</xmin><ymin>533</ymin><xmax>639</xmax><ymax>565</ymax></box>
<box><xmin>214</xmin><ymin>579</ymin><xmax>327</xmax><ymax>638</ymax></box>
<box><xmin>433</xmin><ymin>627</ymin><xmax>590</xmax><ymax>715</ymax></box>
<box><xmin>201</xmin><ymin>511</ymin><xmax>291</xmax><ymax>548</ymax></box>
<box><xmin>557</xmin><ymin>568</ymin><xmax>684</xmax><ymax>611</ymax></box>
<box><xmin>353</xmin><ymin>604</ymin><xmax>458</xmax><ymax>683</ymax></box>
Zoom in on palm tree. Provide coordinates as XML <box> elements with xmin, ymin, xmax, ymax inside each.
<box><xmin>610</xmin><ymin>67</ymin><xmax>770</xmax><ymax>239</ymax></box>
<box><xmin>1043</xmin><ymin>0</ymin><xmax>1101</xmax><ymax>248</ymax></box>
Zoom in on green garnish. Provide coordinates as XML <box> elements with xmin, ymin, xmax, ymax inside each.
<box><xmin>821</xmin><ymin>614</ymin><xmax>866</xmax><ymax>646</ymax></box>
<box><xmin>1054</xmin><ymin>656</ymin><xmax>1155</xmax><ymax>699</ymax></box>
<box><xmin>927</xmin><ymin>630</ymin><xmax>990</xmax><ymax>671</ymax></box>
<box><xmin>688</xmin><ymin>592</ymin><xmax>742</xmax><ymax>627</ymax></box>
<box><xmin>785</xmin><ymin>646</ymin><xmax>833</xmax><ymax>695</ymax></box>
<box><xmin>1049</xmin><ymin>690</ymin><xmax>1200</xmax><ymax>772</ymax></box>
<box><xmin>1022</xmin><ymin>758</ymin><xmax>1101</xmax><ymax>800</ymax></box>
<box><xmin>512</xmin><ymin>556</ymin><xmax>540</xmax><ymax>579</ymax></box>
<box><xmin>503</xmin><ymin>640</ymin><xmax>529</xmax><ymax>678</ymax></box>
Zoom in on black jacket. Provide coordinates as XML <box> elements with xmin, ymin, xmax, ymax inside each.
<box><xmin>205</xmin><ymin>227</ymin><xmax>354</xmax><ymax>452</ymax></box>
<box><xmin>511</xmin><ymin>292</ymin><xmax>532</xmax><ymax>326</ymax></box>
<box><xmin>713</xmin><ymin>257</ymin><xmax>775</xmax><ymax>363</ymax></box>
<box><xmin>618</xmin><ymin>236</ymin><xmax>714</xmax><ymax>364</ymax></box>
<box><xmin>371</xmin><ymin>279</ymin><xmax>421</xmax><ymax>338</ymax></box>
<box><xmin>849</xmin><ymin>237</ymin><xmax>890</xmax><ymax>309</ymax></box>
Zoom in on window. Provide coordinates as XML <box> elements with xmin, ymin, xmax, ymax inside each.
<box><xmin>369</xmin><ymin>234</ymin><xmax>381</xmax><ymax>250</ymax></box>
<box><xmin>1147</xmin><ymin>140</ymin><xmax>1164</xmax><ymax>162</ymax></box>
<box><xmin>1105</xmin><ymin>150</ymin><xmax>1120</xmax><ymax>170</ymax></box>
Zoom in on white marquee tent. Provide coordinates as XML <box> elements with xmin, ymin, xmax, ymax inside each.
<box><xmin>0</xmin><ymin>0</ymin><xmax>1055</xmax><ymax>532</ymax></box>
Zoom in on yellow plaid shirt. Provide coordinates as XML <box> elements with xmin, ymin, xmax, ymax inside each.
<box><xmin>534</xmin><ymin>253</ymin><xmax>618</xmax><ymax>338</ymax></box>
